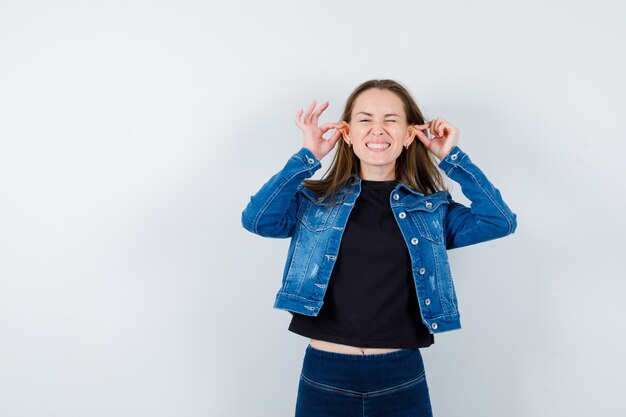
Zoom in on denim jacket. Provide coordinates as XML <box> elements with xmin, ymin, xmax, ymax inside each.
<box><xmin>241</xmin><ymin>146</ymin><xmax>517</xmax><ymax>334</ymax></box>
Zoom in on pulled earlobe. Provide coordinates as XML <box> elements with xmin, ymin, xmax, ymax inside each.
<box><xmin>340</xmin><ymin>121</ymin><xmax>350</xmax><ymax>138</ymax></box>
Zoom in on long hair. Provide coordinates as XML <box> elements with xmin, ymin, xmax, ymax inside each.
<box><xmin>302</xmin><ymin>79</ymin><xmax>449</xmax><ymax>203</ymax></box>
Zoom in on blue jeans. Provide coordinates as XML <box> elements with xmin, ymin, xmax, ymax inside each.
<box><xmin>295</xmin><ymin>344</ymin><xmax>433</xmax><ymax>417</ymax></box>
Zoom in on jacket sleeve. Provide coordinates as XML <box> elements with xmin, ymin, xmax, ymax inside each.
<box><xmin>438</xmin><ymin>146</ymin><xmax>518</xmax><ymax>250</ymax></box>
<box><xmin>241</xmin><ymin>147</ymin><xmax>322</xmax><ymax>238</ymax></box>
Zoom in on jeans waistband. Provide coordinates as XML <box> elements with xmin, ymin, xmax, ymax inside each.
<box><xmin>301</xmin><ymin>344</ymin><xmax>426</xmax><ymax>393</ymax></box>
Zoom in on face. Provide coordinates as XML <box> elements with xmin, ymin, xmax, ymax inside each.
<box><xmin>342</xmin><ymin>88</ymin><xmax>414</xmax><ymax>180</ymax></box>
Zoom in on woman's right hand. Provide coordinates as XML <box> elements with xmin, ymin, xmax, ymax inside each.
<box><xmin>295</xmin><ymin>100</ymin><xmax>343</xmax><ymax>161</ymax></box>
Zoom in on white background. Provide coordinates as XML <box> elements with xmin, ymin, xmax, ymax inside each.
<box><xmin>1</xmin><ymin>1</ymin><xmax>625</xmax><ymax>416</ymax></box>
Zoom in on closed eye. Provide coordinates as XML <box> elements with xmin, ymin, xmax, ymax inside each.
<box><xmin>359</xmin><ymin>119</ymin><xmax>397</xmax><ymax>122</ymax></box>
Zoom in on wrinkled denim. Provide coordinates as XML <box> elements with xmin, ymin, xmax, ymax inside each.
<box><xmin>242</xmin><ymin>146</ymin><xmax>517</xmax><ymax>334</ymax></box>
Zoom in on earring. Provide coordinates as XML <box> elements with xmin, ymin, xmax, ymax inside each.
<box><xmin>347</xmin><ymin>141</ymin><xmax>352</xmax><ymax>147</ymax></box>
<box><xmin>404</xmin><ymin>143</ymin><xmax>409</xmax><ymax>149</ymax></box>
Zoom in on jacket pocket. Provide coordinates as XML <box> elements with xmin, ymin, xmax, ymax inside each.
<box><xmin>296</xmin><ymin>194</ymin><xmax>335</xmax><ymax>232</ymax></box>
<box><xmin>405</xmin><ymin>198</ymin><xmax>448</xmax><ymax>245</ymax></box>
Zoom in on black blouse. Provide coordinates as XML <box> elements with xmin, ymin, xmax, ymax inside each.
<box><xmin>288</xmin><ymin>179</ymin><xmax>435</xmax><ymax>349</ymax></box>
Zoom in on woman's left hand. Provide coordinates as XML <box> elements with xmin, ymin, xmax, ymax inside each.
<box><xmin>410</xmin><ymin>118</ymin><xmax>459</xmax><ymax>161</ymax></box>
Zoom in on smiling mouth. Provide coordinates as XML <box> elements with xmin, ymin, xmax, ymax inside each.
<box><xmin>366</xmin><ymin>142</ymin><xmax>390</xmax><ymax>150</ymax></box>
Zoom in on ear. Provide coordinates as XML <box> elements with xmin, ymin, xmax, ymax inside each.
<box><xmin>405</xmin><ymin>125</ymin><xmax>416</xmax><ymax>147</ymax></box>
<box><xmin>340</xmin><ymin>121</ymin><xmax>351</xmax><ymax>144</ymax></box>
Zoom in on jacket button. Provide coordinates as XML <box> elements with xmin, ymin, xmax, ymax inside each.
<box><xmin>425</xmin><ymin>201</ymin><xmax>432</xmax><ymax>208</ymax></box>
<box><xmin>307</xmin><ymin>157</ymin><xmax>315</xmax><ymax>164</ymax></box>
<box><xmin>424</xmin><ymin>298</ymin><xmax>431</xmax><ymax>306</ymax></box>
<box><xmin>431</xmin><ymin>322</ymin><xmax>437</xmax><ymax>329</ymax></box>
<box><xmin>411</xmin><ymin>237</ymin><xmax>419</xmax><ymax>245</ymax></box>
<box><xmin>393</xmin><ymin>193</ymin><xmax>399</xmax><ymax>200</ymax></box>
<box><xmin>419</xmin><ymin>267</ymin><xmax>425</xmax><ymax>274</ymax></box>
<box><xmin>451</xmin><ymin>153</ymin><xmax>458</xmax><ymax>161</ymax></box>
<box><xmin>399</xmin><ymin>212</ymin><xmax>406</xmax><ymax>219</ymax></box>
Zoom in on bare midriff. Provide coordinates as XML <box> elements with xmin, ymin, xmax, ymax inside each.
<box><xmin>309</xmin><ymin>338</ymin><xmax>402</xmax><ymax>355</ymax></box>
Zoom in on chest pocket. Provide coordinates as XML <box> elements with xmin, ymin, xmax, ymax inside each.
<box><xmin>296</xmin><ymin>191</ymin><xmax>336</xmax><ymax>232</ymax></box>
<box><xmin>405</xmin><ymin>198</ymin><xmax>448</xmax><ymax>244</ymax></box>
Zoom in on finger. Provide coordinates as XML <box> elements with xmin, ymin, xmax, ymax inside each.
<box><xmin>311</xmin><ymin>100</ymin><xmax>329</xmax><ymax>125</ymax></box>
<box><xmin>434</xmin><ymin>118</ymin><xmax>446</xmax><ymax>136</ymax></box>
<box><xmin>303</xmin><ymin>100</ymin><xmax>317</xmax><ymax>123</ymax></box>
<box><xmin>326</xmin><ymin>128</ymin><xmax>342</xmax><ymax>144</ymax></box>
<box><xmin>437</xmin><ymin>120</ymin><xmax>451</xmax><ymax>137</ymax></box>
<box><xmin>309</xmin><ymin>100</ymin><xmax>326</xmax><ymax>123</ymax></box>
<box><xmin>433</xmin><ymin>121</ymin><xmax>442</xmax><ymax>137</ymax></box>
<box><xmin>414</xmin><ymin>128</ymin><xmax>430</xmax><ymax>142</ymax></box>
<box><xmin>295</xmin><ymin>109</ymin><xmax>304</xmax><ymax>127</ymax></box>
<box><xmin>423</xmin><ymin>120</ymin><xmax>434</xmax><ymax>137</ymax></box>
<box><xmin>320</xmin><ymin>122</ymin><xmax>342</xmax><ymax>133</ymax></box>
<box><xmin>427</xmin><ymin>119</ymin><xmax>440</xmax><ymax>137</ymax></box>
<box><xmin>414</xmin><ymin>130</ymin><xmax>436</xmax><ymax>150</ymax></box>
<box><xmin>413</xmin><ymin>123</ymin><xmax>430</xmax><ymax>130</ymax></box>
<box><xmin>438</xmin><ymin>120</ymin><xmax>448</xmax><ymax>137</ymax></box>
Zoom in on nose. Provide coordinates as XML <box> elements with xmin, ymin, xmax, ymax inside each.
<box><xmin>371</xmin><ymin>122</ymin><xmax>386</xmax><ymax>134</ymax></box>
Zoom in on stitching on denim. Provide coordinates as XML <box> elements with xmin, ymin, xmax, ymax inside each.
<box><xmin>417</xmin><ymin>213</ymin><xmax>444</xmax><ymax>244</ymax></box>
<box><xmin>292</xmin><ymin>202</ymin><xmax>341</xmax><ymax>295</ymax></box>
<box><xmin>300</xmin><ymin>373</ymin><xmax>362</xmax><ymax>398</ymax></box>
<box><xmin>365</xmin><ymin>372</ymin><xmax>426</xmax><ymax>397</ymax></box>
<box><xmin>251</xmin><ymin>171</ymin><xmax>300</xmax><ymax>234</ymax></box>
<box><xmin>430</xmin><ymin>238</ymin><xmax>448</xmax><ymax>315</ymax></box>
<box><xmin>429</xmin><ymin>311</ymin><xmax>460</xmax><ymax>320</ymax></box>
<box><xmin>251</xmin><ymin>156</ymin><xmax>317</xmax><ymax>234</ymax></box>
<box><xmin>444</xmin><ymin>153</ymin><xmax>514</xmax><ymax>235</ymax></box>
<box><xmin>296</xmin><ymin>203</ymin><xmax>334</xmax><ymax>232</ymax></box>
<box><xmin>298</xmin><ymin>198</ymin><xmax>354</xmax><ymax>295</ymax></box>
<box><xmin>400</xmin><ymin>193</ymin><xmax>448</xmax><ymax>211</ymax></box>
<box><xmin>284</xmin><ymin>221</ymin><xmax>302</xmax><ymax>284</ymax></box>
<box><xmin>276</xmin><ymin>291</ymin><xmax>320</xmax><ymax>303</ymax></box>
<box><xmin>294</xmin><ymin>229</ymin><xmax>325</xmax><ymax>295</ymax></box>
<box><xmin>455</xmin><ymin>162</ymin><xmax>514</xmax><ymax>234</ymax></box>
<box><xmin>455</xmin><ymin>222</ymin><xmax>479</xmax><ymax>242</ymax></box>
<box><xmin>446</xmin><ymin>265</ymin><xmax>456</xmax><ymax>313</ymax></box>
<box><xmin>299</xmin><ymin>372</ymin><xmax>427</xmax><ymax>398</ymax></box>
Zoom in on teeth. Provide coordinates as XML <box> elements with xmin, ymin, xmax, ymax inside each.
<box><xmin>367</xmin><ymin>143</ymin><xmax>390</xmax><ymax>149</ymax></box>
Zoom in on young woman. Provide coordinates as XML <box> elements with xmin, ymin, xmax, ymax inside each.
<box><xmin>241</xmin><ymin>79</ymin><xmax>517</xmax><ymax>416</ymax></box>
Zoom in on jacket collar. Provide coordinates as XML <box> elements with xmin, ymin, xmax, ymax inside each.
<box><xmin>346</xmin><ymin>173</ymin><xmax>426</xmax><ymax>196</ymax></box>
